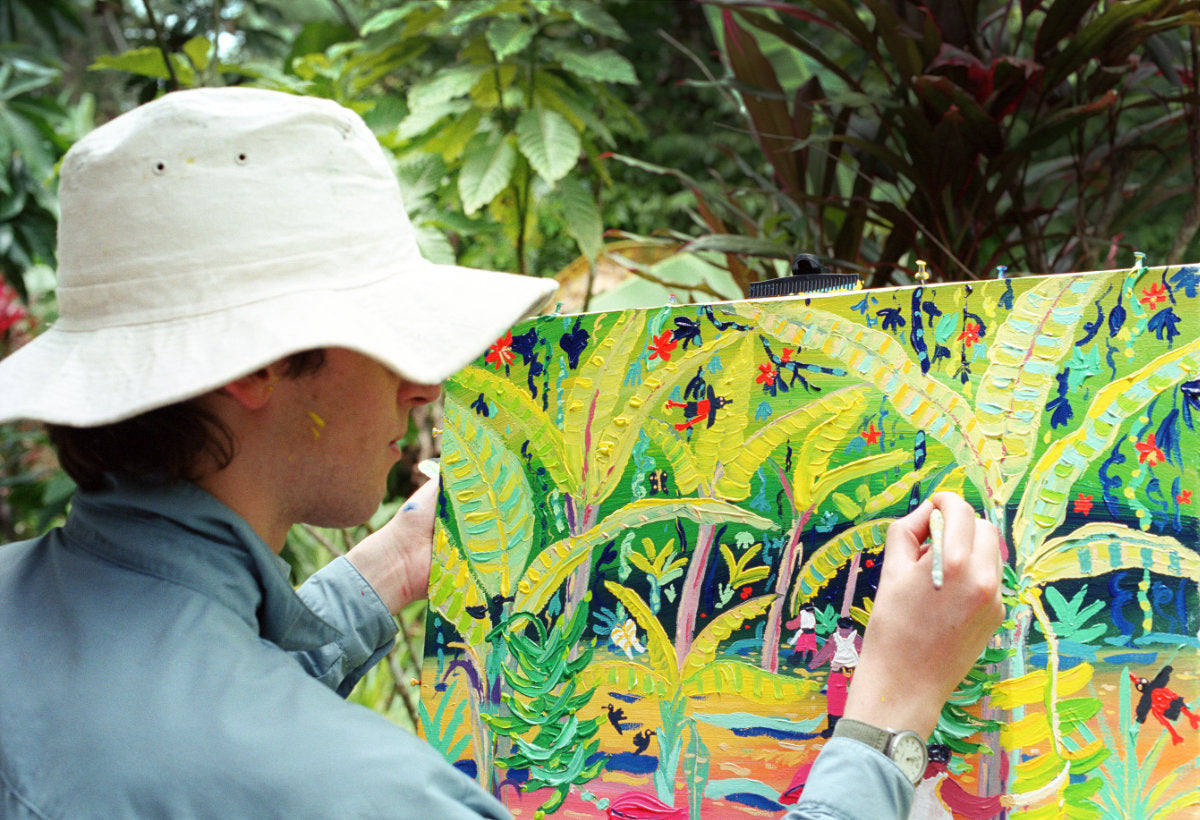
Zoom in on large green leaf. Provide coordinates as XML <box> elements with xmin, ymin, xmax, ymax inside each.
<box><xmin>546</xmin><ymin>44</ymin><xmax>637</xmax><ymax>85</ymax></box>
<box><xmin>485</xmin><ymin>17</ymin><xmax>534</xmax><ymax>61</ymax></box>
<box><xmin>516</xmin><ymin>105</ymin><xmax>580</xmax><ymax>185</ymax></box>
<box><xmin>407</xmin><ymin>64</ymin><xmax>489</xmax><ymax>111</ymax></box>
<box><xmin>441</xmin><ymin>396</ymin><xmax>535</xmax><ymax>598</ymax></box>
<box><xmin>553</xmin><ymin>176</ymin><xmax>602</xmax><ymax>261</ymax></box>
<box><xmin>1013</xmin><ymin>337</ymin><xmax>1200</xmax><ymax>561</ymax></box>
<box><xmin>458</xmin><ymin>131</ymin><xmax>516</xmax><ymax>214</ymax></box>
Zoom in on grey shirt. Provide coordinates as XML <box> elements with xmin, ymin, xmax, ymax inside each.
<box><xmin>0</xmin><ymin>478</ymin><xmax>507</xmax><ymax>818</ymax></box>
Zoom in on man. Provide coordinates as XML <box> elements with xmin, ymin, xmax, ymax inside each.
<box><xmin>0</xmin><ymin>88</ymin><xmax>1003</xmax><ymax>819</ymax></box>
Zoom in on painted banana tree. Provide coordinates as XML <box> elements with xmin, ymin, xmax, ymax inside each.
<box><xmin>735</xmin><ymin>264</ymin><xmax>1200</xmax><ymax>811</ymax></box>
<box><xmin>427</xmin><ymin>394</ymin><xmax>772</xmax><ymax>792</ymax></box>
<box><xmin>450</xmin><ymin>307</ymin><xmax>754</xmax><ymax>615</ymax></box>
<box><xmin>643</xmin><ymin>332</ymin><xmax>884</xmax><ymax>662</ymax></box>
<box><xmin>576</xmin><ymin>580</ymin><xmax>820</xmax><ymax>813</ymax></box>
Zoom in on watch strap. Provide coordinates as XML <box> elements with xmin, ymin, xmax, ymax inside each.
<box><xmin>831</xmin><ymin>717</ymin><xmax>892</xmax><ymax>754</ymax></box>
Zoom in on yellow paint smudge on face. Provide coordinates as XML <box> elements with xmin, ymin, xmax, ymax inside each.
<box><xmin>308</xmin><ymin>411</ymin><xmax>326</xmax><ymax>440</ymax></box>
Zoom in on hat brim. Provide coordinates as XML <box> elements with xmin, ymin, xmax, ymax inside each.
<box><xmin>0</xmin><ymin>261</ymin><xmax>557</xmax><ymax>426</ymax></box>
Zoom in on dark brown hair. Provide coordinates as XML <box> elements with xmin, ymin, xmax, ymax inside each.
<box><xmin>46</xmin><ymin>349</ymin><xmax>326</xmax><ymax>492</ymax></box>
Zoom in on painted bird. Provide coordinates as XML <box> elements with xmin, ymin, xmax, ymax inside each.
<box><xmin>603</xmin><ymin>703</ymin><xmax>627</xmax><ymax>735</ymax></box>
<box><xmin>631</xmin><ymin>729</ymin><xmax>653</xmax><ymax>755</ymax></box>
<box><xmin>1131</xmin><ymin>665</ymin><xmax>1200</xmax><ymax>745</ymax></box>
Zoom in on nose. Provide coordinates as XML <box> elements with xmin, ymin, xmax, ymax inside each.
<box><xmin>399</xmin><ymin>379</ymin><xmax>442</xmax><ymax>407</ymax></box>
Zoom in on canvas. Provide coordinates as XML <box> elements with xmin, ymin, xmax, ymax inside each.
<box><xmin>420</xmin><ymin>263</ymin><xmax>1200</xmax><ymax>819</ymax></box>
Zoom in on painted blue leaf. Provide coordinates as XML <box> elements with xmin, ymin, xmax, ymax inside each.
<box><xmin>1108</xmin><ymin>301</ymin><xmax>1126</xmax><ymax>336</ymax></box>
<box><xmin>1098</xmin><ymin>443</ymin><xmax>1126</xmax><ymax>516</ymax></box>
<box><xmin>877</xmin><ymin>307</ymin><xmax>905</xmax><ymax>332</ymax></box>
<box><xmin>1182</xmin><ymin>379</ymin><xmax>1200</xmax><ymax>430</ymax></box>
<box><xmin>998</xmin><ymin>278</ymin><xmax>1015</xmax><ymax>310</ymax></box>
<box><xmin>1169</xmin><ymin>264</ymin><xmax>1199</xmax><ymax>297</ymax></box>
<box><xmin>755</xmin><ymin>400</ymin><xmax>773</xmax><ymax>420</ymax></box>
<box><xmin>1076</xmin><ymin>301</ymin><xmax>1103</xmax><ymax>347</ymax></box>
<box><xmin>1155</xmin><ymin>408</ymin><xmax>1183</xmax><ymax>467</ymax></box>
<box><xmin>1147</xmin><ymin>307</ymin><xmax>1181</xmax><ymax>346</ymax></box>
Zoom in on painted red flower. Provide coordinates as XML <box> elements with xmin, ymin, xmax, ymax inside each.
<box><xmin>1178</xmin><ymin>490</ymin><xmax>1193</xmax><ymax>505</ymax></box>
<box><xmin>647</xmin><ymin>330</ymin><xmax>677</xmax><ymax>362</ymax></box>
<box><xmin>957</xmin><ymin>321</ymin><xmax>981</xmax><ymax>347</ymax></box>
<box><xmin>1135</xmin><ymin>432</ymin><xmax>1166</xmax><ymax>466</ymax></box>
<box><xmin>484</xmin><ymin>330</ymin><xmax>514</xmax><ymax>369</ymax></box>
<box><xmin>756</xmin><ymin>363</ymin><xmax>776</xmax><ymax>384</ymax></box>
<box><xmin>862</xmin><ymin>422</ymin><xmax>881</xmax><ymax>445</ymax></box>
<box><xmin>780</xmin><ymin>348</ymin><xmax>793</xmax><ymax>363</ymax></box>
<box><xmin>1139</xmin><ymin>282</ymin><xmax>1168</xmax><ymax>310</ymax></box>
<box><xmin>739</xmin><ymin>585</ymin><xmax>752</xmax><ymax>600</ymax></box>
<box><xmin>1073</xmin><ymin>493</ymin><xmax>1093</xmax><ymax>515</ymax></box>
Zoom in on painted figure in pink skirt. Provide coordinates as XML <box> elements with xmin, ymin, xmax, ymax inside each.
<box><xmin>785</xmin><ymin>602</ymin><xmax>818</xmax><ymax>666</ymax></box>
<box><xmin>809</xmin><ymin>616</ymin><xmax>862</xmax><ymax>737</ymax></box>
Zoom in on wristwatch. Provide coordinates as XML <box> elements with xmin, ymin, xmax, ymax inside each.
<box><xmin>832</xmin><ymin>718</ymin><xmax>928</xmax><ymax>786</ymax></box>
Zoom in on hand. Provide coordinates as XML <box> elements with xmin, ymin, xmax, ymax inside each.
<box><xmin>843</xmin><ymin>492</ymin><xmax>1003</xmax><ymax>738</ymax></box>
<box><xmin>345</xmin><ymin>477</ymin><xmax>439</xmax><ymax>614</ymax></box>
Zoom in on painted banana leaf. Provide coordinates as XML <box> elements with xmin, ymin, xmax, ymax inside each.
<box><xmin>513</xmin><ymin>498</ymin><xmax>775</xmax><ymax>615</ymax></box>
<box><xmin>428</xmin><ymin>525</ymin><xmax>492</xmax><ymax>647</ymax></box>
<box><xmin>1013</xmin><ymin>336</ymin><xmax>1200</xmax><ymax>561</ymax></box>
<box><xmin>975</xmin><ymin>274</ymin><xmax>1111</xmax><ymax>504</ymax></box>
<box><xmin>1023</xmin><ymin>522</ymin><xmax>1200</xmax><ymax>588</ymax></box>
<box><xmin>442</xmin><ymin>396</ymin><xmax>535</xmax><ymax>598</ymax></box>
<box><xmin>738</xmin><ymin>301</ymin><xmax>1005</xmax><ymax>507</ymax></box>
<box><xmin>789</xmin><ymin>520</ymin><xmax>892</xmax><ymax>613</ymax></box>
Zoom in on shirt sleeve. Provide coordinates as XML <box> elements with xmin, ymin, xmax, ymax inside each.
<box><xmin>782</xmin><ymin>737</ymin><xmax>915</xmax><ymax>820</ymax></box>
<box><xmin>291</xmin><ymin>556</ymin><xmax>400</xmax><ymax>697</ymax></box>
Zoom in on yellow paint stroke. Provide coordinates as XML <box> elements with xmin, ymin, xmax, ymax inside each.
<box><xmin>602</xmin><ymin>771</ymin><xmax>650</xmax><ymax>786</ymax></box>
<box><xmin>308</xmin><ymin>411</ymin><xmax>326</xmax><ymax>440</ymax></box>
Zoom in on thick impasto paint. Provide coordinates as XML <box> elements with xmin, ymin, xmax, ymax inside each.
<box><xmin>420</xmin><ymin>264</ymin><xmax>1200</xmax><ymax>819</ymax></box>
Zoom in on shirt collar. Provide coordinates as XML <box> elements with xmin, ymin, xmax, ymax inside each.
<box><xmin>63</xmin><ymin>476</ymin><xmax>340</xmax><ymax>650</ymax></box>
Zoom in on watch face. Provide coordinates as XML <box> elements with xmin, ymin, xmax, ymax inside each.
<box><xmin>890</xmin><ymin>733</ymin><xmax>927</xmax><ymax>784</ymax></box>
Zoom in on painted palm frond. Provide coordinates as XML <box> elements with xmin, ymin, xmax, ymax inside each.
<box><xmin>574</xmin><ymin>659</ymin><xmax>671</xmax><ymax>698</ymax></box>
<box><xmin>739</xmin><ymin>302</ymin><xmax>1003</xmax><ymax>507</ymax></box>
<box><xmin>681</xmin><ymin>594</ymin><xmax>774</xmax><ymax>681</ymax></box>
<box><xmin>792</xmin><ymin>401</ymin><xmax>870</xmax><ymax>512</ymax></box>
<box><xmin>1024</xmin><ymin>522</ymin><xmax>1200</xmax><ymax>588</ymax></box>
<box><xmin>989</xmin><ymin>662</ymin><xmax>1094</xmax><ymax>711</ymax></box>
<box><xmin>429</xmin><ymin>524</ymin><xmax>491</xmax><ymax>647</ymax></box>
<box><xmin>717</xmin><ymin>384</ymin><xmax>870</xmax><ymax>501</ymax></box>
<box><xmin>1013</xmin><ymin>337</ymin><xmax>1200</xmax><ymax>560</ymax></box>
<box><xmin>604</xmin><ymin>580</ymin><xmax>678</xmax><ymax>689</ymax></box>
<box><xmin>695</xmin><ymin>334</ymin><xmax>756</xmax><ymax>482</ymax></box>
<box><xmin>808</xmin><ymin>449</ymin><xmax>910</xmax><ymax>510</ymax></box>
<box><xmin>562</xmin><ymin>310</ymin><xmax>645</xmax><ymax>487</ymax></box>
<box><xmin>975</xmin><ymin>274</ymin><xmax>1111</xmax><ymax>504</ymax></box>
<box><xmin>860</xmin><ymin>462</ymin><xmax>942</xmax><ymax>517</ymax></box>
<box><xmin>450</xmin><ymin>366</ymin><xmax>572</xmax><ymax>490</ymax></box>
<box><xmin>442</xmin><ymin>396</ymin><xmax>535</xmax><ymax>598</ymax></box>
<box><xmin>587</xmin><ymin>327</ymin><xmax>744</xmax><ymax>506</ymax></box>
<box><xmin>681</xmin><ymin>660</ymin><xmax>819</xmax><ymax>702</ymax></box>
<box><xmin>788</xmin><ymin>520</ymin><xmax>892</xmax><ymax>615</ymax></box>
<box><xmin>514</xmin><ymin>497</ymin><xmax>772</xmax><ymax>615</ymax></box>
<box><xmin>644</xmin><ymin>419</ymin><xmax>703</xmax><ymax>495</ymax></box>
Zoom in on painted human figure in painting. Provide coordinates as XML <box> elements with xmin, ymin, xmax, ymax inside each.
<box><xmin>809</xmin><ymin>617</ymin><xmax>862</xmax><ymax>737</ymax></box>
<box><xmin>786</xmin><ymin>602</ymin><xmax>818</xmax><ymax>666</ymax></box>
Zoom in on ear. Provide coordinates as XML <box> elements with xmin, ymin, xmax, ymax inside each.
<box><xmin>220</xmin><ymin>364</ymin><xmax>282</xmax><ymax>411</ymax></box>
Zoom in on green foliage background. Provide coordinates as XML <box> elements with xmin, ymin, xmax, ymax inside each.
<box><xmin>3</xmin><ymin>0</ymin><xmax>1200</xmax><ymax>730</ymax></box>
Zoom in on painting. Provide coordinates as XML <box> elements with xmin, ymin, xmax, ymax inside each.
<box><xmin>419</xmin><ymin>262</ymin><xmax>1200</xmax><ymax>819</ymax></box>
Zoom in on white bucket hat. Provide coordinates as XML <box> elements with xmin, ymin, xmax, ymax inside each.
<box><xmin>0</xmin><ymin>87</ymin><xmax>558</xmax><ymax>426</ymax></box>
